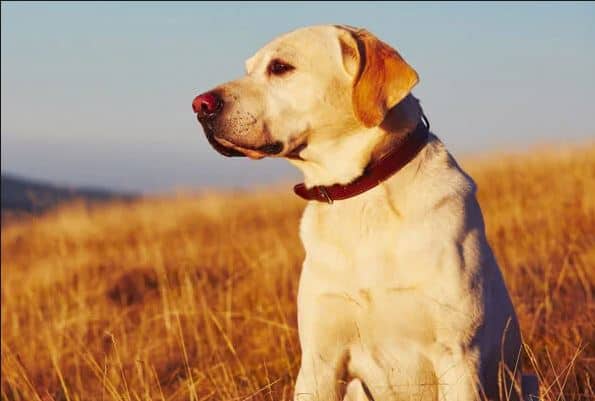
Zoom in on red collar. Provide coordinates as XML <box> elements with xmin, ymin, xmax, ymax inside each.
<box><xmin>293</xmin><ymin>120</ymin><xmax>429</xmax><ymax>204</ymax></box>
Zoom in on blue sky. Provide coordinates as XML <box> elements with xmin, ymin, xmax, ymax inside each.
<box><xmin>2</xmin><ymin>2</ymin><xmax>594</xmax><ymax>193</ymax></box>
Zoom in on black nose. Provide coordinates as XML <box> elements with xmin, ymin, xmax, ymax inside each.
<box><xmin>192</xmin><ymin>91</ymin><xmax>223</xmax><ymax>120</ymax></box>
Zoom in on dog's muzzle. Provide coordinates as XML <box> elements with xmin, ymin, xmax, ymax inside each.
<box><xmin>192</xmin><ymin>91</ymin><xmax>286</xmax><ymax>158</ymax></box>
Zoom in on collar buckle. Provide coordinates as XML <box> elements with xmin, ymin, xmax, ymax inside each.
<box><xmin>317</xmin><ymin>186</ymin><xmax>334</xmax><ymax>204</ymax></box>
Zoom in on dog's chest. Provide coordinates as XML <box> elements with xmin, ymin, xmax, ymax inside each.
<box><xmin>300</xmin><ymin>189</ymin><xmax>437</xmax><ymax>289</ymax></box>
<box><xmin>297</xmin><ymin>189</ymin><xmax>477</xmax><ymax>344</ymax></box>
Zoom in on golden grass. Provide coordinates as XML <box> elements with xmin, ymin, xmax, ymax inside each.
<box><xmin>2</xmin><ymin>146</ymin><xmax>594</xmax><ymax>401</ymax></box>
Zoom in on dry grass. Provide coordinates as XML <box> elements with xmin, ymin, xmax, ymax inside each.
<box><xmin>2</xmin><ymin>146</ymin><xmax>594</xmax><ymax>401</ymax></box>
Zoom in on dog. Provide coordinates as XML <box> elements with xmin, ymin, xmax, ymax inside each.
<box><xmin>193</xmin><ymin>25</ymin><xmax>537</xmax><ymax>401</ymax></box>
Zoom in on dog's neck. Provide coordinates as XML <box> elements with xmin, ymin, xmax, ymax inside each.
<box><xmin>290</xmin><ymin>95</ymin><xmax>423</xmax><ymax>188</ymax></box>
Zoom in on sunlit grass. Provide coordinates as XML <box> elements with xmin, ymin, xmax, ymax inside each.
<box><xmin>2</xmin><ymin>145</ymin><xmax>594</xmax><ymax>400</ymax></box>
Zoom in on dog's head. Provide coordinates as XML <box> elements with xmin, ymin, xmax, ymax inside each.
<box><xmin>192</xmin><ymin>25</ymin><xmax>419</xmax><ymax>161</ymax></box>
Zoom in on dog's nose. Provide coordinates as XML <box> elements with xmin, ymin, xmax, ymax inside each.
<box><xmin>192</xmin><ymin>91</ymin><xmax>223</xmax><ymax>119</ymax></box>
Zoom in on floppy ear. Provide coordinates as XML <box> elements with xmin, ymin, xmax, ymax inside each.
<box><xmin>339</xmin><ymin>27</ymin><xmax>419</xmax><ymax>128</ymax></box>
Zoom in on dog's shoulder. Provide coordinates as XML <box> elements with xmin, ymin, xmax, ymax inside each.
<box><xmin>402</xmin><ymin>134</ymin><xmax>478</xmax><ymax>215</ymax></box>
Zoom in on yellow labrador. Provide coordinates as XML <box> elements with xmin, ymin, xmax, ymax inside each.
<box><xmin>193</xmin><ymin>25</ymin><xmax>537</xmax><ymax>401</ymax></box>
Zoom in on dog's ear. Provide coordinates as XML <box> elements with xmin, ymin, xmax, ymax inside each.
<box><xmin>338</xmin><ymin>27</ymin><xmax>419</xmax><ymax>128</ymax></box>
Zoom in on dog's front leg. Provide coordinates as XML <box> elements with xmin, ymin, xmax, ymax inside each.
<box><xmin>433</xmin><ymin>346</ymin><xmax>484</xmax><ymax>401</ymax></box>
<box><xmin>294</xmin><ymin>347</ymin><xmax>349</xmax><ymax>401</ymax></box>
<box><xmin>294</xmin><ymin>280</ymin><xmax>354</xmax><ymax>401</ymax></box>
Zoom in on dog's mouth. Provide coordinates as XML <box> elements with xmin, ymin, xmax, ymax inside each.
<box><xmin>286</xmin><ymin>142</ymin><xmax>307</xmax><ymax>160</ymax></box>
<box><xmin>198</xmin><ymin>117</ymin><xmax>246</xmax><ymax>158</ymax></box>
<box><xmin>200</xmin><ymin>121</ymin><xmax>283</xmax><ymax>160</ymax></box>
<box><xmin>199</xmin><ymin>117</ymin><xmax>307</xmax><ymax>160</ymax></box>
<box><xmin>204</xmin><ymin>130</ymin><xmax>247</xmax><ymax>158</ymax></box>
<box><xmin>211</xmin><ymin>136</ymin><xmax>270</xmax><ymax>160</ymax></box>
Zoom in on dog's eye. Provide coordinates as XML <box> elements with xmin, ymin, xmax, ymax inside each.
<box><xmin>268</xmin><ymin>59</ymin><xmax>295</xmax><ymax>76</ymax></box>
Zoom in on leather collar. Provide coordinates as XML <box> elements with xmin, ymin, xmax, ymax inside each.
<box><xmin>293</xmin><ymin>119</ymin><xmax>429</xmax><ymax>204</ymax></box>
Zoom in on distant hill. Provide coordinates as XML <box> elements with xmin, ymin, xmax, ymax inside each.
<box><xmin>1</xmin><ymin>173</ymin><xmax>136</xmax><ymax>218</ymax></box>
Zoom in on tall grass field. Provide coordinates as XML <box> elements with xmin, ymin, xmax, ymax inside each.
<box><xmin>2</xmin><ymin>146</ymin><xmax>594</xmax><ymax>401</ymax></box>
